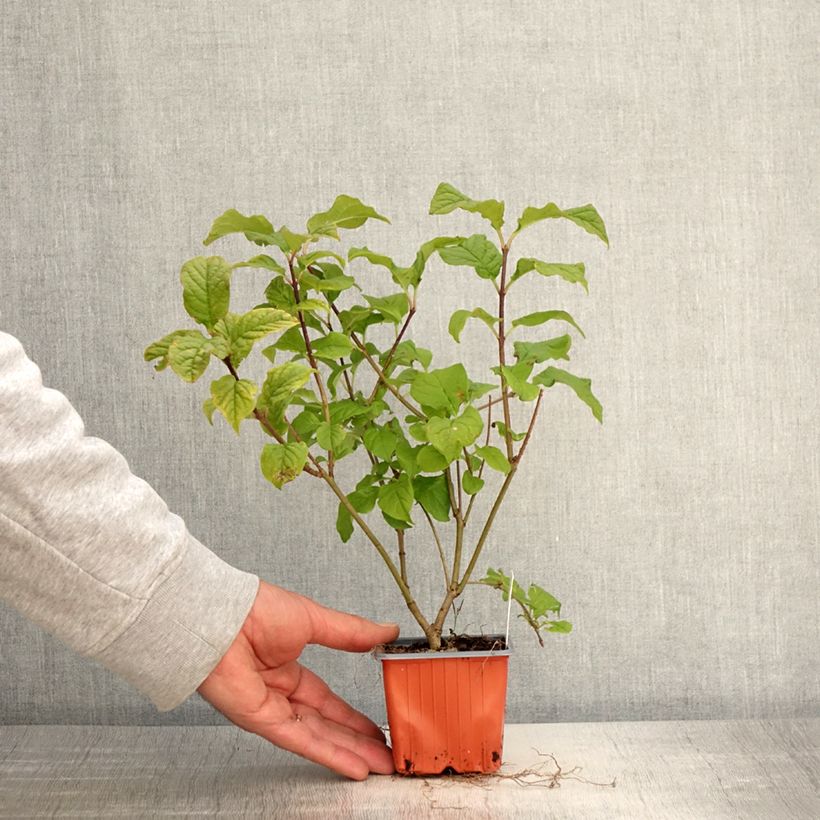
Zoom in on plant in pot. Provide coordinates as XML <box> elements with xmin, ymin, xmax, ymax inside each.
<box><xmin>144</xmin><ymin>182</ymin><xmax>607</xmax><ymax>775</ymax></box>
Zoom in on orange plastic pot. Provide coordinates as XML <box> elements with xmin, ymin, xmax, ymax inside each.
<box><xmin>376</xmin><ymin>636</ymin><xmax>510</xmax><ymax>775</ymax></box>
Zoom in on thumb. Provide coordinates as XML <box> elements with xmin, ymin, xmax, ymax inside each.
<box><xmin>303</xmin><ymin>598</ymin><xmax>400</xmax><ymax>652</ymax></box>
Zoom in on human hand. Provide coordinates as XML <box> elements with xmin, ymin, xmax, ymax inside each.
<box><xmin>197</xmin><ymin>580</ymin><xmax>399</xmax><ymax>780</ymax></box>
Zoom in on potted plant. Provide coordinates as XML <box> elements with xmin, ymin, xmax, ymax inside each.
<box><xmin>144</xmin><ymin>182</ymin><xmax>608</xmax><ymax>775</ymax></box>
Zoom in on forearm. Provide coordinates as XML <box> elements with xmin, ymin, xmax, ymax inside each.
<box><xmin>0</xmin><ymin>330</ymin><xmax>258</xmax><ymax>710</ymax></box>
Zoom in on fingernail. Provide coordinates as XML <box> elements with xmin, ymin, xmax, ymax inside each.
<box><xmin>378</xmin><ymin>622</ymin><xmax>399</xmax><ymax>629</ymax></box>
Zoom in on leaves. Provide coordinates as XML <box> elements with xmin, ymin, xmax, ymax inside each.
<box><xmin>257</xmin><ymin>362</ymin><xmax>314</xmax><ymax>424</ymax></box>
<box><xmin>514</xmin><ymin>202</ymin><xmax>609</xmax><ymax>246</ymax></box>
<box><xmin>336</xmin><ymin>503</ymin><xmax>354</xmax><ymax>543</ymax></box>
<box><xmin>510</xmin><ymin>259</ymin><xmax>588</xmax><ymax>291</ymax></box>
<box><xmin>144</xmin><ymin>329</ymin><xmax>203</xmax><ymax>371</ymax></box>
<box><xmin>363</xmin><ymin>293</ymin><xmax>409</xmax><ymax>323</ymax></box>
<box><xmin>377</xmin><ymin>474</ymin><xmax>414</xmax><ymax>525</ymax></box>
<box><xmin>416</xmin><ymin>444</ymin><xmax>449</xmax><ymax>472</ymax></box>
<box><xmin>429</xmin><ymin>182</ymin><xmax>505</xmax><ymax>231</ymax></box>
<box><xmin>462</xmin><ymin>472</ymin><xmax>484</xmax><ymax>495</ymax></box>
<box><xmin>425</xmin><ymin>406</ymin><xmax>484</xmax><ymax>461</ymax></box>
<box><xmin>363</xmin><ymin>425</ymin><xmax>398</xmax><ymax>460</ymax></box>
<box><xmin>312</xmin><ymin>332</ymin><xmax>354</xmax><ymax>360</ymax></box>
<box><xmin>513</xmin><ymin>335</ymin><xmax>572</xmax><ymax>365</ymax></box>
<box><xmin>233</xmin><ymin>254</ymin><xmax>285</xmax><ymax>273</ymax></box>
<box><xmin>493</xmin><ymin>362</ymin><xmax>541</xmax><ymax>401</ymax></box>
<box><xmin>204</xmin><ymin>209</ymin><xmax>285</xmax><ymax>249</ymax></box>
<box><xmin>315</xmin><ymin>421</ymin><xmax>349</xmax><ymax>452</ymax></box>
<box><xmin>307</xmin><ymin>195</ymin><xmax>390</xmax><ymax>239</ymax></box>
<box><xmin>412</xmin><ymin>475</ymin><xmax>451</xmax><ymax>522</ymax></box>
<box><xmin>217</xmin><ymin>308</ymin><xmax>297</xmax><ymax>364</ymax></box>
<box><xmin>511</xmin><ymin>310</ymin><xmax>585</xmax><ymax>338</ymax></box>
<box><xmin>180</xmin><ymin>256</ymin><xmax>233</xmax><ymax>329</ymax></box>
<box><xmin>533</xmin><ymin>366</ymin><xmax>603</xmax><ymax>422</ymax></box>
<box><xmin>260</xmin><ymin>442</ymin><xmax>309</xmax><ymax>488</ymax></box>
<box><xmin>438</xmin><ymin>235</ymin><xmax>502</xmax><ymax>280</ymax></box>
<box><xmin>474</xmin><ymin>445</ymin><xmax>511</xmax><ymax>474</ymax></box>
<box><xmin>210</xmin><ymin>376</ymin><xmax>258</xmax><ymax>432</ymax></box>
<box><xmin>479</xmin><ymin>568</ymin><xmax>571</xmax><ymax>644</ymax></box>
<box><xmin>167</xmin><ymin>333</ymin><xmax>215</xmax><ymax>382</ymax></box>
<box><xmin>448</xmin><ymin>307</ymin><xmax>498</xmax><ymax>343</ymax></box>
<box><xmin>410</xmin><ymin>364</ymin><xmax>470</xmax><ymax>414</ymax></box>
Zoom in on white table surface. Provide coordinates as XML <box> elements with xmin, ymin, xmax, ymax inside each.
<box><xmin>0</xmin><ymin>719</ymin><xmax>817</xmax><ymax>818</ymax></box>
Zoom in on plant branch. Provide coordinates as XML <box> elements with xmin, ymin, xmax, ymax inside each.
<box><xmin>397</xmin><ymin>529</ymin><xmax>407</xmax><ymax>585</ymax></box>
<box><xmin>456</xmin><ymin>389</ymin><xmax>543</xmax><ymax>595</ymax></box>
<box><xmin>497</xmin><ymin>245</ymin><xmax>515</xmax><ymax>462</ymax></box>
<box><xmin>421</xmin><ymin>508</ymin><xmax>450</xmax><ymax>589</ymax></box>
<box><xmin>331</xmin><ymin>303</ymin><xmax>427</xmax><ymax>419</ymax></box>
<box><xmin>464</xmin><ymin>399</ymin><xmax>492</xmax><ymax>525</ymax></box>
<box><xmin>286</xmin><ymin>256</ymin><xmax>335</xmax><ymax>474</ymax></box>
<box><xmin>366</xmin><ymin>306</ymin><xmax>416</xmax><ymax>403</ymax></box>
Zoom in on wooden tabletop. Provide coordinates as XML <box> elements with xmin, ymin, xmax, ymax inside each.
<box><xmin>0</xmin><ymin>719</ymin><xmax>817</xmax><ymax>818</ymax></box>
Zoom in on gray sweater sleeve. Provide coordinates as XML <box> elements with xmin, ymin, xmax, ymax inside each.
<box><xmin>0</xmin><ymin>330</ymin><xmax>260</xmax><ymax>711</ymax></box>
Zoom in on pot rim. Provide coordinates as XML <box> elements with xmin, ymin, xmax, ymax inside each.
<box><xmin>375</xmin><ymin>634</ymin><xmax>511</xmax><ymax>660</ymax></box>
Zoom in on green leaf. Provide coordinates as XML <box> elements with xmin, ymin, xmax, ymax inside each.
<box><xmin>511</xmin><ymin>310</ymin><xmax>585</xmax><ymax>338</ymax></box>
<box><xmin>462</xmin><ymin>472</ymin><xmax>484</xmax><ymax>495</ymax></box>
<box><xmin>438</xmin><ymin>234</ymin><xmax>502</xmax><ymax>280</ymax></box>
<box><xmin>493</xmin><ymin>421</ymin><xmax>526</xmax><ymax>441</ymax></box>
<box><xmin>279</xmin><ymin>226</ymin><xmax>311</xmax><ymax>253</ymax></box>
<box><xmin>180</xmin><ymin>256</ymin><xmax>232</xmax><ymax>329</ymax></box>
<box><xmin>290</xmin><ymin>408</ymin><xmax>322</xmax><ymax>441</ymax></box>
<box><xmin>337</xmin><ymin>305</ymin><xmax>383</xmax><ymax>335</ymax></box>
<box><xmin>363</xmin><ymin>293</ymin><xmax>409</xmax><ymax>324</ymax></box>
<box><xmin>410</xmin><ymin>363</ymin><xmax>469</xmax><ymax>414</ymax></box>
<box><xmin>429</xmin><ymin>182</ymin><xmax>505</xmax><ymax>230</ymax></box>
<box><xmin>474</xmin><ymin>445</ymin><xmax>511</xmax><ymax>474</ymax></box>
<box><xmin>515</xmin><ymin>202</ymin><xmax>609</xmax><ymax>246</ymax></box>
<box><xmin>167</xmin><ymin>333</ymin><xmax>214</xmax><ymax>382</ymax></box>
<box><xmin>363</xmin><ymin>425</ymin><xmax>398</xmax><ymax>460</ymax></box>
<box><xmin>425</xmin><ymin>406</ymin><xmax>484</xmax><ymax>461</ymax></box>
<box><xmin>349</xmin><ymin>483</ymin><xmax>379</xmax><ymax>514</ymax></box>
<box><xmin>299</xmin><ymin>268</ymin><xmax>356</xmax><ymax>294</ymax></box>
<box><xmin>315</xmin><ymin>421</ymin><xmax>348</xmax><ymax>452</ymax></box>
<box><xmin>513</xmin><ymin>335</ymin><xmax>572</xmax><ymax>365</ymax></box>
<box><xmin>144</xmin><ymin>330</ymin><xmax>203</xmax><ymax>372</ymax></box>
<box><xmin>203</xmin><ymin>209</ymin><xmax>285</xmax><ymax>248</ymax></box>
<box><xmin>528</xmin><ymin>585</ymin><xmax>561</xmax><ymax>618</ymax></box>
<box><xmin>494</xmin><ymin>362</ymin><xmax>540</xmax><ymax>401</ymax></box>
<box><xmin>349</xmin><ymin>246</ymin><xmax>397</xmax><ymax>274</ymax></box>
<box><xmin>336</xmin><ymin>503</ymin><xmax>354</xmax><ymax>543</ymax></box>
<box><xmin>404</xmin><ymin>235</ymin><xmax>465</xmax><ymax>287</ymax></box>
<box><xmin>377</xmin><ymin>474</ymin><xmax>414</xmax><ymax>524</ymax></box>
<box><xmin>294</xmin><ymin>298</ymin><xmax>330</xmax><ymax>315</ymax></box>
<box><xmin>299</xmin><ymin>249</ymin><xmax>347</xmax><ymax>268</ymax></box>
<box><xmin>533</xmin><ymin>366</ymin><xmax>603</xmax><ymax>422</ymax></box>
<box><xmin>307</xmin><ymin>195</ymin><xmax>390</xmax><ymax>239</ymax></box>
<box><xmin>412</xmin><ymin>475</ymin><xmax>451</xmax><ymax>522</ymax></box>
<box><xmin>510</xmin><ymin>259</ymin><xmax>588</xmax><ymax>290</ymax></box>
<box><xmin>448</xmin><ymin>307</ymin><xmax>498</xmax><ymax>343</ymax></box>
<box><xmin>260</xmin><ymin>442</ymin><xmax>309</xmax><ymax>488</ymax></box>
<box><xmin>312</xmin><ymin>332</ymin><xmax>354</xmax><ymax>360</ymax></box>
<box><xmin>202</xmin><ymin>397</ymin><xmax>217</xmax><ymax>425</ymax></box>
<box><xmin>417</xmin><ymin>444</ymin><xmax>450</xmax><ymax>472</ymax></box>
<box><xmin>546</xmin><ymin>620</ymin><xmax>573</xmax><ymax>634</ymax></box>
<box><xmin>233</xmin><ymin>254</ymin><xmax>285</xmax><ymax>273</ymax></box>
<box><xmin>257</xmin><ymin>363</ymin><xmax>314</xmax><ymax>424</ymax></box>
<box><xmin>223</xmin><ymin>308</ymin><xmax>298</xmax><ymax>364</ymax></box>
<box><xmin>210</xmin><ymin>376</ymin><xmax>258</xmax><ymax>433</ymax></box>
<box><xmin>395</xmin><ymin>438</ymin><xmax>419</xmax><ymax>478</ymax></box>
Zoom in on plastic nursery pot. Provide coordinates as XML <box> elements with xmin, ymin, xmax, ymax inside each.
<box><xmin>376</xmin><ymin>635</ymin><xmax>511</xmax><ymax>776</ymax></box>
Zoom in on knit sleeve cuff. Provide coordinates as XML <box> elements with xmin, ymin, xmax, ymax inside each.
<box><xmin>93</xmin><ymin>535</ymin><xmax>259</xmax><ymax>711</ymax></box>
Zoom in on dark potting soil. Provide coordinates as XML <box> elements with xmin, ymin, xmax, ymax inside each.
<box><xmin>379</xmin><ymin>634</ymin><xmax>507</xmax><ymax>654</ymax></box>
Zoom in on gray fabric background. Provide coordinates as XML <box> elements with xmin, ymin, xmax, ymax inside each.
<box><xmin>0</xmin><ymin>1</ymin><xmax>817</xmax><ymax>726</ymax></box>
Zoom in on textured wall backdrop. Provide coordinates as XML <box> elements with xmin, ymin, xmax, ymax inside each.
<box><xmin>0</xmin><ymin>1</ymin><xmax>817</xmax><ymax>726</ymax></box>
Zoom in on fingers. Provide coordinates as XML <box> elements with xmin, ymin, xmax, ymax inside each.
<box><xmin>302</xmin><ymin>598</ymin><xmax>400</xmax><ymax>653</ymax></box>
<box><xmin>253</xmin><ymin>704</ymin><xmax>394</xmax><ymax>780</ymax></box>
<box><xmin>290</xmin><ymin>665</ymin><xmax>385</xmax><ymax>741</ymax></box>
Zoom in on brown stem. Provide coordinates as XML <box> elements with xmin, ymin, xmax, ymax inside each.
<box><xmin>497</xmin><ymin>246</ymin><xmax>515</xmax><ymax>462</ymax></box>
<box><xmin>222</xmin><ymin>357</ymin><xmax>321</xmax><ymax>476</ymax></box>
<box><xmin>287</xmin><ymin>256</ymin><xmax>334</xmax><ymax>474</ymax></box>
<box><xmin>367</xmin><ymin>306</ymin><xmax>416</xmax><ymax>403</ymax></box>
<box><xmin>330</xmin><ymin>303</ymin><xmax>427</xmax><ymax>420</ymax></box>
<box><xmin>477</xmin><ymin>393</ymin><xmax>505</xmax><ymax>413</ymax></box>
<box><xmin>456</xmin><ymin>389</ymin><xmax>543</xmax><ymax>595</ymax></box>
<box><xmin>397</xmin><ymin>529</ymin><xmax>407</xmax><ymax>585</ymax></box>
<box><xmin>421</xmin><ymin>507</ymin><xmax>450</xmax><ymax>589</ymax></box>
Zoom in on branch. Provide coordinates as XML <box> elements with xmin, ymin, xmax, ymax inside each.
<box><xmin>367</xmin><ymin>306</ymin><xmax>416</xmax><ymax>403</ymax></box>
<box><xmin>421</xmin><ymin>507</ymin><xmax>450</xmax><ymax>589</ymax></box>
<box><xmin>497</xmin><ymin>245</ymin><xmax>515</xmax><ymax>462</ymax></box>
